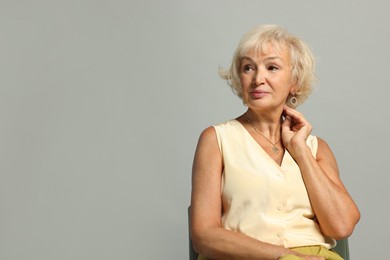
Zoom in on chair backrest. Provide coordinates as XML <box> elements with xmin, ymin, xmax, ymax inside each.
<box><xmin>333</xmin><ymin>238</ymin><xmax>350</xmax><ymax>260</ymax></box>
<box><xmin>188</xmin><ymin>207</ymin><xmax>198</xmax><ymax>260</ymax></box>
<box><xmin>189</xmin><ymin>235</ymin><xmax>198</xmax><ymax>260</ymax></box>
<box><xmin>188</xmin><ymin>207</ymin><xmax>350</xmax><ymax>260</ymax></box>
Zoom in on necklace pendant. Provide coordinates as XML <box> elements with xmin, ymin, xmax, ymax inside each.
<box><xmin>272</xmin><ymin>146</ymin><xmax>279</xmax><ymax>153</ymax></box>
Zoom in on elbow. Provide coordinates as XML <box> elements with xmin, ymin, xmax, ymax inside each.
<box><xmin>190</xmin><ymin>229</ymin><xmax>210</xmax><ymax>256</ymax></box>
<box><xmin>328</xmin><ymin>225</ymin><xmax>354</xmax><ymax>240</ymax></box>
<box><xmin>190</xmin><ymin>225</ymin><xmax>222</xmax><ymax>257</ymax></box>
<box><xmin>322</xmin><ymin>224</ymin><xmax>352</xmax><ymax>240</ymax></box>
<box><xmin>190</xmin><ymin>231</ymin><xmax>201</xmax><ymax>255</ymax></box>
<box><xmin>325</xmin><ymin>212</ymin><xmax>361</xmax><ymax>240</ymax></box>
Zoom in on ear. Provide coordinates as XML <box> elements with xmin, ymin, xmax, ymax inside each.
<box><xmin>289</xmin><ymin>85</ymin><xmax>297</xmax><ymax>96</ymax></box>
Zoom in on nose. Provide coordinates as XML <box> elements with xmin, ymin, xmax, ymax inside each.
<box><xmin>253</xmin><ymin>70</ymin><xmax>265</xmax><ymax>86</ymax></box>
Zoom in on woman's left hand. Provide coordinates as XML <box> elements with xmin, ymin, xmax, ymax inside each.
<box><xmin>281</xmin><ymin>105</ymin><xmax>312</xmax><ymax>154</ymax></box>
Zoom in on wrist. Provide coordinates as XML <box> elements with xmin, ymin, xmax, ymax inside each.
<box><xmin>287</xmin><ymin>141</ymin><xmax>311</xmax><ymax>158</ymax></box>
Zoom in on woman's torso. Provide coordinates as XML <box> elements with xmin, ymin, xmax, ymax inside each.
<box><xmin>214</xmin><ymin>119</ymin><xmax>335</xmax><ymax>249</ymax></box>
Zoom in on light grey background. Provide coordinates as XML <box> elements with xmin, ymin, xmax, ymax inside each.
<box><xmin>0</xmin><ymin>0</ymin><xmax>388</xmax><ymax>259</ymax></box>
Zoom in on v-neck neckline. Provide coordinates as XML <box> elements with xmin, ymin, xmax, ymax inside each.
<box><xmin>232</xmin><ymin>119</ymin><xmax>289</xmax><ymax>168</ymax></box>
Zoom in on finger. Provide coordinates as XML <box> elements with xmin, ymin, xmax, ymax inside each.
<box><xmin>282</xmin><ymin>115</ymin><xmax>291</xmax><ymax>128</ymax></box>
<box><xmin>283</xmin><ymin>105</ymin><xmax>305</xmax><ymax>121</ymax></box>
<box><xmin>283</xmin><ymin>105</ymin><xmax>310</xmax><ymax>129</ymax></box>
<box><xmin>283</xmin><ymin>111</ymin><xmax>312</xmax><ymax>139</ymax></box>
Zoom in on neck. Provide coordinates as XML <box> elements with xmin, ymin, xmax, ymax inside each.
<box><xmin>245</xmin><ymin>108</ymin><xmax>282</xmax><ymax>140</ymax></box>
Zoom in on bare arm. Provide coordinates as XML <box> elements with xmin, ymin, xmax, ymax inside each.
<box><xmin>282</xmin><ymin>105</ymin><xmax>360</xmax><ymax>239</ymax></box>
<box><xmin>190</xmin><ymin>126</ymin><xmax>320</xmax><ymax>260</ymax></box>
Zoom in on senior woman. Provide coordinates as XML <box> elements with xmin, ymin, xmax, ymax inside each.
<box><xmin>190</xmin><ymin>25</ymin><xmax>360</xmax><ymax>260</ymax></box>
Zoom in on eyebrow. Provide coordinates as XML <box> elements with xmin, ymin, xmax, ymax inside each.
<box><xmin>241</xmin><ymin>56</ymin><xmax>284</xmax><ymax>62</ymax></box>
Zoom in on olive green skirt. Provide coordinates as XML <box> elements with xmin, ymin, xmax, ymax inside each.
<box><xmin>198</xmin><ymin>245</ymin><xmax>343</xmax><ymax>260</ymax></box>
<box><xmin>280</xmin><ymin>245</ymin><xmax>343</xmax><ymax>260</ymax></box>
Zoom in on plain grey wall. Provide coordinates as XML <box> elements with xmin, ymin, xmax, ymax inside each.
<box><xmin>0</xmin><ymin>0</ymin><xmax>388</xmax><ymax>259</ymax></box>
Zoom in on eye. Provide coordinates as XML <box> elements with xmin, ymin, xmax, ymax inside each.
<box><xmin>267</xmin><ymin>64</ymin><xmax>279</xmax><ymax>71</ymax></box>
<box><xmin>243</xmin><ymin>64</ymin><xmax>255</xmax><ymax>73</ymax></box>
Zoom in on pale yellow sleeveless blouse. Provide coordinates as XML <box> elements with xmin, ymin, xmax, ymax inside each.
<box><xmin>214</xmin><ymin>120</ymin><xmax>335</xmax><ymax>249</ymax></box>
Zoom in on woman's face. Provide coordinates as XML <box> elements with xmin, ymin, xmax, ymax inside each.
<box><xmin>239</xmin><ymin>43</ymin><xmax>296</xmax><ymax>111</ymax></box>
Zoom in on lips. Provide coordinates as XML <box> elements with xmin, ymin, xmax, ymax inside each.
<box><xmin>250</xmin><ymin>90</ymin><xmax>269</xmax><ymax>98</ymax></box>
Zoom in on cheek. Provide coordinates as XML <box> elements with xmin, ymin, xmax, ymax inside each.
<box><xmin>240</xmin><ymin>75</ymin><xmax>252</xmax><ymax>88</ymax></box>
<box><xmin>279</xmin><ymin>74</ymin><xmax>294</xmax><ymax>87</ymax></box>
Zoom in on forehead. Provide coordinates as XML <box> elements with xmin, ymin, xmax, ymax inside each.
<box><xmin>242</xmin><ymin>42</ymin><xmax>291</xmax><ymax>62</ymax></box>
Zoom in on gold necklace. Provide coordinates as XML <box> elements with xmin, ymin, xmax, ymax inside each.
<box><xmin>246</xmin><ymin>116</ymin><xmax>281</xmax><ymax>154</ymax></box>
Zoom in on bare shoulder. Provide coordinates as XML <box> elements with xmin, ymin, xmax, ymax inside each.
<box><xmin>194</xmin><ymin>126</ymin><xmax>221</xmax><ymax>161</ymax></box>
<box><xmin>199</xmin><ymin>126</ymin><xmax>217</xmax><ymax>142</ymax></box>
<box><xmin>315</xmin><ymin>136</ymin><xmax>341</xmax><ymax>180</ymax></box>
<box><xmin>316</xmin><ymin>136</ymin><xmax>335</xmax><ymax>160</ymax></box>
